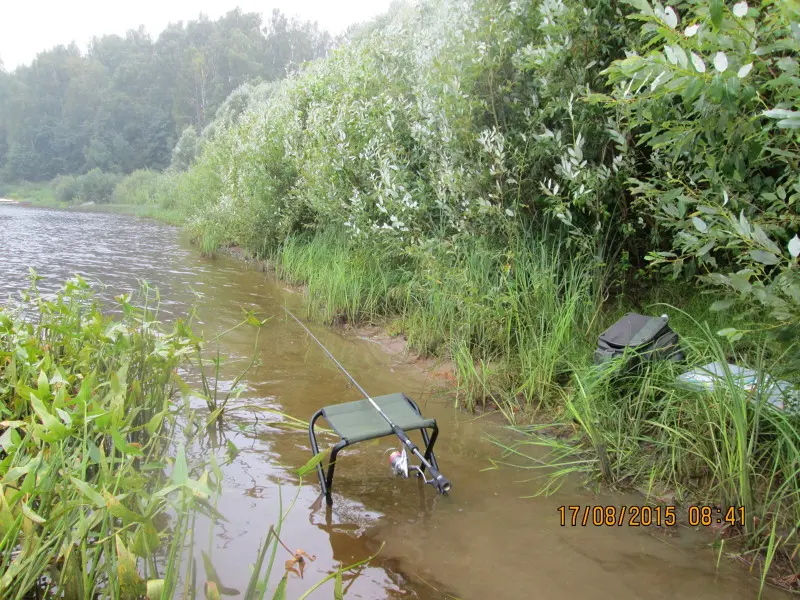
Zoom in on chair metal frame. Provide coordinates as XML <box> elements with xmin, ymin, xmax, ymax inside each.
<box><xmin>308</xmin><ymin>393</ymin><xmax>440</xmax><ymax>503</ymax></box>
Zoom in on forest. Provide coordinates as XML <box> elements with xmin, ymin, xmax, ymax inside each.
<box><xmin>1</xmin><ymin>0</ymin><xmax>799</xmax><ymax>592</ymax></box>
<box><xmin>0</xmin><ymin>8</ymin><xmax>330</xmax><ymax>181</ymax></box>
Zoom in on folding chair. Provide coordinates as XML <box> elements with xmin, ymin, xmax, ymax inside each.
<box><xmin>308</xmin><ymin>392</ymin><xmax>440</xmax><ymax>502</ymax></box>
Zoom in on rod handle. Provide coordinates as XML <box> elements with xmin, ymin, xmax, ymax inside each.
<box><xmin>427</xmin><ymin>465</ymin><xmax>452</xmax><ymax>494</ymax></box>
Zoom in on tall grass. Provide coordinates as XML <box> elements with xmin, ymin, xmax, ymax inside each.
<box><xmin>278</xmin><ymin>229</ymin><xmax>410</xmax><ymax>325</ymax></box>
<box><xmin>499</xmin><ymin>317</ymin><xmax>800</xmax><ymax>592</ymax></box>
<box><xmin>277</xmin><ymin>226</ymin><xmax>600</xmax><ymax>415</ymax></box>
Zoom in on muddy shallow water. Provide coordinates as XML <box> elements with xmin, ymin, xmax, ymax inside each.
<box><xmin>0</xmin><ymin>205</ymin><xmax>788</xmax><ymax>599</ymax></box>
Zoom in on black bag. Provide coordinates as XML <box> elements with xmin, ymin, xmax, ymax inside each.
<box><xmin>594</xmin><ymin>313</ymin><xmax>683</xmax><ymax>368</ymax></box>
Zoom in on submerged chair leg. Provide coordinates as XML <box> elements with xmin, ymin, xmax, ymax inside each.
<box><xmin>324</xmin><ymin>440</ymin><xmax>348</xmax><ymax>504</ymax></box>
<box><xmin>421</xmin><ymin>424</ymin><xmax>440</xmax><ymax>472</ymax></box>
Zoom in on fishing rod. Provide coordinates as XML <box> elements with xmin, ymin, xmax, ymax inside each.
<box><xmin>284</xmin><ymin>307</ymin><xmax>451</xmax><ymax>494</ymax></box>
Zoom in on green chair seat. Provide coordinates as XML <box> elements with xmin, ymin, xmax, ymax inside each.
<box><xmin>321</xmin><ymin>392</ymin><xmax>435</xmax><ymax>444</ymax></box>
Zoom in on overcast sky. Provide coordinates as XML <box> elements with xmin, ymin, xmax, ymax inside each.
<box><xmin>0</xmin><ymin>0</ymin><xmax>394</xmax><ymax>70</ymax></box>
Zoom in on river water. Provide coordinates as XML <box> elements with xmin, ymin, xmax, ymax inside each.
<box><xmin>0</xmin><ymin>205</ymin><xmax>787</xmax><ymax>599</ymax></box>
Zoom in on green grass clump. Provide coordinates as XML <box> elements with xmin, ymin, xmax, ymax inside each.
<box><xmin>500</xmin><ymin>320</ymin><xmax>800</xmax><ymax>593</ymax></box>
<box><xmin>277</xmin><ymin>226</ymin><xmax>601</xmax><ymax>415</ymax></box>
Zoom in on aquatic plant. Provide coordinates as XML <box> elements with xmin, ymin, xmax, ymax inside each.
<box><xmin>0</xmin><ymin>277</ymin><xmax>360</xmax><ymax>598</ymax></box>
<box><xmin>0</xmin><ymin>274</ymin><xmax>213</xmax><ymax>598</ymax></box>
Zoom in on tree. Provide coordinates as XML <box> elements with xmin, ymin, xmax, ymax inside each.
<box><xmin>0</xmin><ymin>10</ymin><xmax>331</xmax><ymax>182</ymax></box>
<box><xmin>170</xmin><ymin>125</ymin><xmax>199</xmax><ymax>171</ymax></box>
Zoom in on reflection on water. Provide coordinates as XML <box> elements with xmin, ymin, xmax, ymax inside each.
<box><xmin>0</xmin><ymin>205</ymin><xmax>788</xmax><ymax>599</ymax></box>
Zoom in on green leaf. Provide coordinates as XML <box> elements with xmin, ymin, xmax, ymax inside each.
<box><xmin>776</xmin><ymin>56</ymin><xmax>798</xmax><ymax>74</ymax></box>
<box><xmin>116</xmin><ymin>535</ymin><xmax>143</xmax><ymax>590</ymax></box>
<box><xmin>710</xmin><ymin>0</ymin><xmax>724</xmax><ymax>28</ymax></box>
<box><xmin>710</xmin><ymin>299</ymin><xmax>735</xmax><ymax>311</ymax></box>
<box><xmin>21</xmin><ymin>502</ymin><xmax>45</xmax><ymax>524</ymax></box>
<box><xmin>146</xmin><ymin>579</ymin><xmax>165</xmax><ymax>600</ymax></box>
<box><xmin>70</xmin><ymin>476</ymin><xmax>106</xmax><ymax>508</ymax></box>
<box><xmin>146</xmin><ymin>410</ymin><xmax>165</xmax><ymax>436</ymax></box>
<box><xmin>729</xmin><ymin>272</ymin><xmax>753</xmax><ymax>293</ymax></box>
<box><xmin>205</xmin><ymin>582</ymin><xmax>222</xmax><ymax>600</ymax></box>
<box><xmin>788</xmin><ymin>235</ymin><xmax>800</xmax><ymax>259</ymax></box>
<box><xmin>133</xmin><ymin>524</ymin><xmax>161</xmax><ymax>558</ymax></box>
<box><xmin>271</xmin><ymin>574</ymin><xmax>288</xmax><ymax>600</ymax></box>
<box><xmin>776</xmin><ymin>117</ymin><xmax>800</xmax><ymax>129</ymax></box>
<box><xmin>226</xmin><ymin>440</ymin><xmax>239</xmax><ymax>461</ymax></box>
<box><xmin>296</xmin><ymin>451</ymin><xmax>327</xmax><ymax>478</ymax></box>
<box><xmin>30</xmin><ymin>394</ymin><xmax>70</xmax><ymax>439</ymax></box>
<box><xmin>112</xmin><ymin>428</ymin><xmax>143</xmax><ymax>456</ymax></box>
<box><xmin>104</xmin><ymin>490</ymin><xmax>146</xmax><ymax>523</ymax></box>
<box><xmin>692</xmin><ymin>217</ymin><xmax>708</xmax><ymax>233</ymax></box>
<box><xmin>334</xmin><ymin>568</ymin><xmax>344</xmax><ymax>600</ymax></box>
<box><xmin>763</xmin><ymin>109</ymin><xmax>797</xmax><ymax>120</ymax></box>
<box><xmin>202</xmin><ymin>551</ymin><xmax>241</xmax><ymax>596</ymax></box>
<box><xmin>621</xmin><ymin>0</ymin><xmax>654</xmax><ymax>16</ymax></box>
<box><xmin>171</xmin><ymin>445</ymin><xmax>189</xmax><ymax>485</ymax></box>
<box><xmin>738</xmin><ymin>211</ymin><xmax>751</xmax><ymax>238</ymax></box>
<box><xmin>752</xmin><ymin>225</ymin><xmax>781</xmax><ymax>255</ymax></box>
<box><xmin>37</xmin><ymin>370</ymin><xmax>50</xmax><ymax>400</ymax></box>
<box><xmin>717</xmin><ymin>328</ymin><xmax>744</xmax><ymax>342</ymax></box>
<box><xmin>210</xmin><ymin>453</ymin><xmax>224</xmax><ymax>487</ymax></box>
<box><xmin>749</xmin><ymin>249</ymin><xmax>780</xmax><ymax>265</ymax></box>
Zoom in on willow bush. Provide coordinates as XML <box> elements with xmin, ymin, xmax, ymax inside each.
<box><xmin>175</xmin><ymin>0</ymin><xmax>638</xmax><ymax>256</ymax></box>
<box><xmin>597</xmin><ymin>0</ymin><xmax>800</xmax><ymax>331</ymax></box>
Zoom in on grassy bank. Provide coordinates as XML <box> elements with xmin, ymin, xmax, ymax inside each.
<box><xmin>0</xmin><ymin>177</ymin><xmax>183</xmax><ymax>225</ymax></box>
<box><xmin>0</xmin><ymin>181</ymin><xmax>62</xmax><ymax>207</ymax></box>
<box><xmin>0</xmin><ymin>168</ymin><xmax>181</xmax><ymax>225</ymax></box>
<box><xmin>277</xmin><ymin>228</ymin><xmax>599</xmax><ymax>416</ymax></box>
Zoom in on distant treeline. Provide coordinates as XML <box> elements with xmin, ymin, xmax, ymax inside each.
<box><xmin>0</xmin><ymin>9</ymin><xmax>330</xmax><ymax>181</ymax></box>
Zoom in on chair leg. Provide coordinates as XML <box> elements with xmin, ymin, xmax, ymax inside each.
<box><xmin>325</xmin><ymin>440</ymin><xmax>348</xmax><ymax>504</ymax></box>
<box><xmin>421</xmin><ymin>424</ymin><xmax>440</xmax><ymax>471</ymax></box>
<box><xmin>308</xmin><ymin>410</ymin><xmax>327</xmax><ymax>495</ymax></box>
<box><xmin>402</xmin><ymin>394</ymin><xmax>440</xmax><ymax>474</ymax></box>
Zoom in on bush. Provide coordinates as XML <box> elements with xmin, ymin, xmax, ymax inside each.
<box><xmin>54</xmin><ymin>174</ymin><xmax>80</xmax><ymax>203</ymax></box>
<box><xmin>113</xmin><ymin>169</ymin><xmax>166</xmax><ymax>205</ymax></box>
<box><xmin>599</xmin><ymin>0</ymin><xmax>800</xmax><ymax>328</ymax></box>
<box><xmin>170</xmin><ymin>126</ymin><xmax>200</xmax><ymax>172</ymax></box>
<box><xmin>175</xmin><ymin>0</ymin><xmax>642</xmax><ymax>259</ymax></box>
<box><xmin>52</xmin><ymin>169</ymin><xmax>123</xmax><ymax>204</ymax></box>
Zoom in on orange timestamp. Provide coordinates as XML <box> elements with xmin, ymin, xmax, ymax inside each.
<box><xmin>558</xmin><ymin>505</ymin><xmax>746</xmax><ymax>527</ymax></box>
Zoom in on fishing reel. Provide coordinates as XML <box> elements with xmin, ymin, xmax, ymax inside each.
<box><xmin>387</xmin><ymin>448</ymin><xmax>449</xmax><ymax>492</ymax></box>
